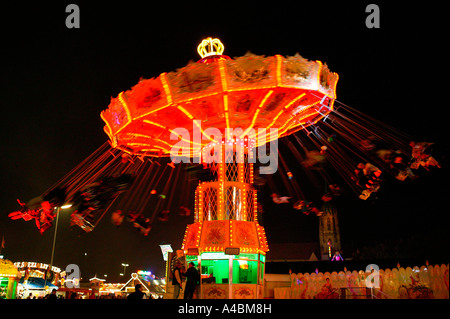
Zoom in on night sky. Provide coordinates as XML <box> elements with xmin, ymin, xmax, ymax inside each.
<box><xmin>0</xmin><ymin>2</ymin><xmax>447</xmax><ymax>282</ymax></box>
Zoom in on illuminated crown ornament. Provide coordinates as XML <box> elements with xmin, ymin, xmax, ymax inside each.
<box><xmin>197</xmin><ymin>37</ymin><xmax>225</xmax><ymax>58</ymax></box>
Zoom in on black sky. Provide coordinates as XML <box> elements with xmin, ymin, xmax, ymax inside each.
<box><xmin>0</xmin><ymin>2</ymin><xmax>447</xmax><ymax>282</ymax></box>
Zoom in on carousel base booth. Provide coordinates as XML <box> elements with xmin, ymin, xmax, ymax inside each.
<box><xmin>195</xmin><ymin>250</ymin><xmax>266</xmax><ymax>299</ymax></box>
<box><xmin>166</xmin><ymin>219</ymin><xmax>269</xmax><ymax>299</ymax></box>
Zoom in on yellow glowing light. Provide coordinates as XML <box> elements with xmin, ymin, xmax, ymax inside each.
<box><xmin>160</xmin><ymin>72</ymin><xmax>173</xmax><ymax>105</ymax></box>
<box><xmin>177</xmin><ymin>105</ymin><xmax>194</xmax><ymax>119</ymax></box>
<box><xmin>198</xmin><ymin>184</ymin><xmax>204</xmax><ymax>221</ymax></box>
<box><xmin>316</xmin><ymin>60</ymin><xmax>323</xmax><ymax>89</ymax></box>
<box><xmin>284</xmin><ymin>93</ymin><xmax>306</xmax><ymax>109</ymax></box>
<box><xmin>267</xmin><ymin>109</ymin><xmax>285</xmax><ymax>129</ymax></box>
<box><xmin>142</xmin><ymin>119</ymin><xmax>202</xmax><ymax>147</ymax></box>
<box><xmin>134</xmin><ymin>104</ymin><xmax>170</xmax><ymax>120</ymax></box>
<box><xmin>223</xmin><ymin>95</ymin><xmax>230</xmax><ymax>137</ymax></box>
<box><xmin>143</xmin><ymin>119</ymin><xmax>165</xmax><ymax>129</ymax></box>
<box><xmin>254</xmin><ymin>192</ymin><xmax>258</xmax><ymax>222</ymax></box>
<box><xmin>241</xmin><ymin>90</ymin><xmax>274</xmax><ymax>138</ymax></box>
<box><xmin>121</xmin><ymin>132</ymin><xmax>172</xmax><ymax>147</ymax></box>
<box><xmin>218</xmin><ymin>59</ymin><xmax>230</xmax><ymax>136</ymax></box>
<box><xmin>118</xmin><ymin>92</ymin><xmax>132</xmax><ymax>122</ymax></box>
<box><xmin>331</xmin><ymin>73</ymin><xmax>339</xmax><ymax>99</ymax></box>
<box><xmin>193</xmin><ymin>120</ymin><xmax>216</xmax><ymax>143</ymax></box>
<box><xmin>275</xmin><ymin>55</ymin><xmax>283</xmax><ymax>86</ymax></box>
<box><xmin>218</xmin><ymin>59</ymin><xmax>228</xmax><ymax>91</ymax></box>
<box><xmin>197</xmin><ymin>37</ymin><xmax>225</xmax><ymax>58</ymax></box>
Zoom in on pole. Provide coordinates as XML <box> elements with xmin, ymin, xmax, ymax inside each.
<box><xmin>122</xmin><ymin>263</ymin><xmax>129</xmax><ymax>277</ymax></box>
<box><xmin>50</xmin><ymin>207</ymin><xmax>61</xmax><ymax>267</ymax></box>
<box><xmin>44</xmin><ymin>207</ymin><xmax>61</xmax><ymax>289</ymax></box>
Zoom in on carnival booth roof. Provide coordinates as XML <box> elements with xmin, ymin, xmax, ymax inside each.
<box><xmin>0</xmin><ymin>259</ymin><xmax>20</xmax><ymax>278</ymax></box>
<box><xmin>182</xmin><ymin>220</ymin><xmax>269</xmax><ymax>254</ymax></box>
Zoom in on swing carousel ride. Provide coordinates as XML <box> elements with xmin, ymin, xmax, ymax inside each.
<box><xmin>8</xmin><ymin>37</ymin><xmax>441</xmax><ymax>250</ymax></box>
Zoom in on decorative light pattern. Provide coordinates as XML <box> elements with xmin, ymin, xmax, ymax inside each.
<box><xmin>182</xmin><ymin>219</ymin><xmax>268</xmax><ymax>255</ymax></box>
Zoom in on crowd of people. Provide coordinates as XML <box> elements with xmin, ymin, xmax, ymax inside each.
<box><xmin>16</xmin><ymin>288</ymin><xmax>166</xmax><ymax>299</ymax></box>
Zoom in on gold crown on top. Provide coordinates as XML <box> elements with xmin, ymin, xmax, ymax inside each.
<box><xmin>197</xmin><ymin>37</ymin><xmax>225</xmax><ymax>58</ymax></box>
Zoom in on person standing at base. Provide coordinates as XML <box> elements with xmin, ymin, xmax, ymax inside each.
<box><xmin>183</xmin><ymin>262</ymin><xmax>199</xmax><ymax>299</ymax></box>
<box><xmin>127</xmin><ymin>284</ymin><xmax>146</xmax><ymax>300</ymax></box>
<box><xmin>172</xmin><ymin>262</ymin><xmax>183</xmax><ymax>299</ymax></box>
<box><xmin>47</xmin><ymin>289</ymin><xmax>58</xmax><ymax>300</ymax></box>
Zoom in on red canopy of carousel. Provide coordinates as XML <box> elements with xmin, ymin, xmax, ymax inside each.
<box><xmin>101</xmin><ymin>46</ymin><xmax>338</xmax><ymax>157</ymax></box>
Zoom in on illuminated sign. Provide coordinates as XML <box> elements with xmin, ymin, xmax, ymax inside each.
<box><xmin>14</xmin><ymin>261</ymin><xmax>61</xmax><ymax>273</ymax></box>
<box><xmin>159</xmin><ymin>244</ymin><xmax>173</xmax><ymax>261</ymax></box>
<box><xmin>187</xmin><ymin>248</ymin><xmax>199</xmax><ymax>255</ymax></box>
<box><xmin>225</xmin><ymin>247</ymin><xmax>240</xmax><ymax>255</ymax></box>
<box><xmin>137</xmin><ymin>270</ymin><xmax>152</xmax><ymax>276</ymax></box>
<box><xmin>200</xmin><ymin>252</ymin><xmax>229</xmax><ymax>260</ymax></box>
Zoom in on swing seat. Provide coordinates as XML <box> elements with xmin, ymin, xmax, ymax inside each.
<box><xmin>70</xmin><ymin>213</ymin><xmax>94</xmax><ymax>232</ymax></box>
<box><xmin>410</xmin><ymin>161</ymin><xmax>420</xmax><ymax>169</ymax></box>
<box><xmin>22</xmin><ymin>213</ymin><xmax>36</xmax><ymax>221</ymax></box>
<box><xmin>396</xmin><ymin>171</ymin><xmax>408</xmax><ymax>181</ymax></box>
<box><xmin>425</xmin><ymin>156</ymin><xmax>440</xmax><ymax>167</ymax></box>
<box><xmin>293</xmin><ymin>201</ymin><xmax>302</xmax><ymax>210</ymax></box>
<box><xmin>359</xmin><ymin>190</ymin><xmax>371</xmax><ymax>200</ymax></box>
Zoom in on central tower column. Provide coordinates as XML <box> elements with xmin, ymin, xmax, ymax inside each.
<box><xmin>197</xmin><ymin>139</ymin><xmax>257</xmax><ymax>223</ymax></box>
<box><xmin>179</xmin><ymin>138</ymin><xmax>269</xmax><ymax>299</ymax></box>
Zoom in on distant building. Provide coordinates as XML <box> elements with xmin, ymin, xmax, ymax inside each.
<box><xmin>319</xmin><ymin>202</ymin><xmax>341</xmax><ymax>260</ymax></box>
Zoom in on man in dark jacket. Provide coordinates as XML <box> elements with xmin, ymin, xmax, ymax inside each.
<box><xmin>182</xmin><ymin>262</ymin><xmax>199</xmax><ymax>299</ymax></box>
<box><xmin>127</xmin><ymin>284</ymin><xmax>146</xmax><ymax>299</ymax></box>
<box><xmin>172</xmin><ymin>262</ymin><xmax>183</xmax><ymax>299</ymax></box>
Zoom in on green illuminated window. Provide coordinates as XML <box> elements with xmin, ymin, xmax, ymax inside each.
<box><xmin>200</xmin><ymin>259</ymin><xmax>229</xmax><ymax>284</ymax></box>
<box><xmin>232</xmin><ymin>260</ymin><xmax>258</xmax><ymax>284</ymax></box>
<box><xmin>259</xmin><ymin>262</ymin><xmax>265</xmax><ymax>282</ymax></box>
<box><xmin>186</xmin><ymin>255</ymin><xmax>198</xmax><ymax>263</ymax></box>
<box><xmin>236</xmin><ymin>253</ymin><xmax>258</xmax><ymax>260</ymax></box>
<box><xmin>0</xmin><ymin>277</ymin><xmax>10</xmax><ymax>299</ymax></box>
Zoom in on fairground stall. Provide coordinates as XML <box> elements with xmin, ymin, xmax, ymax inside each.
<box><xmin>0</xmin><ymin>259</ymin><xmax>20</xmax><ymax>299</ymax></box>
<box><xmin>98</xmin><ymin>282</ymin><xmax>124</xmax><ymax>298</ymax></box>
<box><xmin>14</xmin><ymin>261</ymin><xmax>61</xmax><ymax>298</ymax></box>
